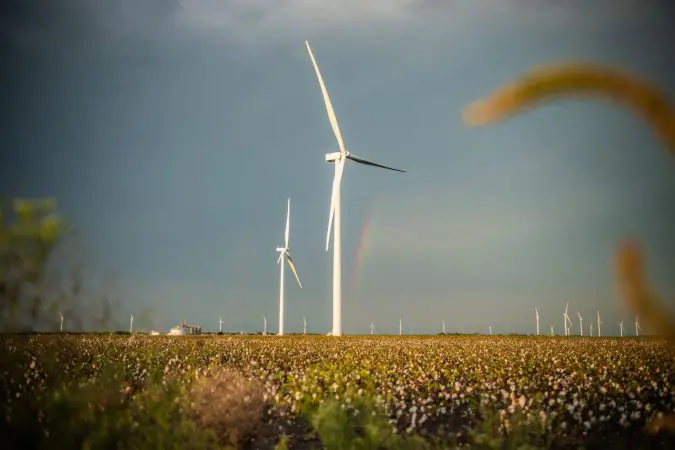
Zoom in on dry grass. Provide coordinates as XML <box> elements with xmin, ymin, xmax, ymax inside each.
<box><xmin>189</xmin><ymin>366</ymin><xmax>266</xmax><ymax>448</ymax></box>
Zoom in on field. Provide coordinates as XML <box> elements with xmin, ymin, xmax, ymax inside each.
<box><xmin>2</xmin><ymin>335</ymin><xmax>675</xmax><ymax>449</ymax></box>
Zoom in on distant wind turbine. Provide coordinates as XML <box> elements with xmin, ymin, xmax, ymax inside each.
<box><xmin>370</xmin><ymin>322</ymin><xmax>375</xmax><ymax>335</ymax></box>
<box><xmin>303</xmin><ymin>316</ymin><xmax>307</xmax><ymax>335</ymax></box>
<box><xmin>442</xmin><ymin>319</ymin><xmax>446</xmax><ymax>335</ymax></box>
<box><xmin>589</xmin><ymin>322</ymin><xmax>593</xmax><ymax>336</ymax></box>
<box><xmin>59</xmin><ymin>312</ymin><xmax>64</xmax><ymax>333</ymax></box>
<box><xmin>550</xmin><ymin>325</ymin><xmax>554</xmax><ymax>336</ymax></box>
<box><xmin>489</xmin><ymin>325</ymin><xmax>492</xmax><ymax>336</ymax></box>
<box><xmin>562</xmin><ymin>303</ymin><xmax>572</xmax><ymax>336</ymax></box>
<box><xmin>276</xmin><ymin>198</ymin><xmax>303</xmax><ymax>336</ymax></box>
<box><xmin>619</xmin><ymin>320</ymin><xmax>624</xmax><ymax>337</ymax></box>
<box><xmin>218</xmin><ymin>317</ymin><xmax>224</xmax><ymax>333</ymax></box>
<box><xmin>305</xmin><ymin>40</ymin><xmax>406</xmax><ymax>337</ymax></box>
<box><xmin>535</xmin><ymin>308</ymin><xmax>540</xmax><ymax>336</ymax></box>
<box><xmin>577</xmin><ymin>311</ymin><xmax>583</xmax><ymax>337</ymax></box>
<box><xmin>263</xmin><ymin>315</ymin><xmax>267</xmax><ymax>335</ymax></box>
<box><xmin>635</xmin><ymin>315</ymin><xmax>641</xmax><ymax>336</ymax></box>
<box><xmin>129</xmin><ymin>314</ymin><xmax>134</xmax><ymax>334</ymax></box>
<box><xmin>596</xmin><ymin>311</ymin><xmax>602</xmax><ymax>337</ymax></box>
<box><xmin>399</xmin><ymin>317</ymin><xmax>403</xmax><ymax>336</ymax></box>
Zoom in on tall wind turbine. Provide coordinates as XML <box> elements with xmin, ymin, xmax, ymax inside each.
<box><xmin>535</xmin><ymin>308</ymin><xmax>540</xmax><ymax>336</ymax></box>
<box><xmin>562</xmin><ymin>303</ymin><xmax>572</xmax><ymax>336</ymax></box>
<box><xmin>305</xmin><ymin>40</ymin><xmax>406</xmax><ymax>337</ymax></box>
<box><xmin>303</xmin><ymin>316</ymin><xmax>307</xmax><ymax>335</ymax></box>
<box><xmin>619</xmin><ymin>320</ymin><xmax>624</xmax><ymax>337</ymax></box>
<box><xmin>589</xmin><ymin>323</ymin><xmax>593</xmax><ymax>336</ymax></box>
<box><xmin>59</xmin><ymin>312</ymin><xmax>64</xmax><ymax>333</ymax></box>
<box><xmin>489</xmin><ymin>325</ymin><xmax>492</xmax><ymax>336</ymax></box>
<box><xmin>596</xmin><ymin>311</ymin><xmax>602</xmax><ymax>337</ymax></box>
<box><xmin>577</xmin><ymin>311</ymin><xmax>583</xmax><ymax>337</ymax></box>
<box><xmin>550</xmin><ymin>325</ymin><xmax>554</xmax><ymax>336</ymax></box>
<box><xmin>263</xmin><ymin>315</ymin><xmax>267</xmax><ymax>335</ymax></box>
<box><xmin>370</xmin><ymin>322</ymin><xmax>375</xmax><ymax>335</ymax></box>
<box><xmin>218</xmin><ymin>317</ymin><xmax>224</xmax><ymax>333</ymax></box>
<box><xmin>129</xmin><ymin>314</ymin><xmax>134</xmax><ymax>334</ymax></box>
<box><xmin>634</xmin><ymin>315</ymin><xmax>641</xmax><ymax>336</ymax></box>
<box><xmin>276</xmin><ymin>198</ymin><xmax>303</xmax><ymax>336</ymax></box>
<box><xmin>442</xmin><ymin>319</ymin><xmax>446</xmax><ymax>335</ymax></box>
<box><xmin>399</xmin><ymin>317</ymin><xmax>403</xmax><ymax>336</ymax></box>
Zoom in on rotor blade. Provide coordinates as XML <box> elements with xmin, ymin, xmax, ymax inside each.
<box><xmin>305</xmin><ymin>41</ymin><xmax>346</xmax><ymax>155</ymax></box>
<box><xmin>347</xmin><ymin>154</ymin><xmax>407</xmax><ymax>173</ymax></box>
<box><xmin>277</xmin><ymin>251</ymin><xmax>284</xmax><ymax>264</ymax></box>
<box><xmin>326</xmin><ymin>157</ymin><xmax>346</xmax><ymax>252</ymax></box>
<box><xmin>285</xmin><ymin>198</ymin><xmax>291</xmax><ymax>249</ymax></box>
<box><xmin>285</xmin><ymin>253</ymin><xmax>303</xmax><ymax>289</ymax></box>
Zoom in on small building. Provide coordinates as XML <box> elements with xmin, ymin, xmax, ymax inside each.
<box><xmin>167</xmin><ymin>320</ymin><xmax>201</xmax><ymax>336</ymax></box>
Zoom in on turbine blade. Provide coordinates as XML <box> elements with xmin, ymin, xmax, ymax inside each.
<box><xmin>285</xmin><ymin>198</ymin><xmax>291</xmax><ymax>249</ymax></box>
<box><xmin>277</xmin><ymin>251</ymin><xmax>284</xmax><ymax>264</ymax></box>
<box><xmin>305</xmin><ymin>41</ymin><xmax>346</xmax><ymax>155</ymax></box>
<box><xmin>347</xmin><ymin>153</ymin><xmax>407</xmax><ymax>173</ymax></box>
<box><xmin>326</xmin><ymin>157</ymin><xmax>346</xmax><ymax>252</ymax></box>
<box><xmin>285</xmin><ymin>253</ymin><xmax>303</xmax><ymax>289</ymax></box>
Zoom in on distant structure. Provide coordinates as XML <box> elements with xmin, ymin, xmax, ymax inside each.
<box><xmin>150</xmin><ymin>330</ymin><xmax>160</xmax><ymax>335</ymax></box>
<box><xmin>167</xmin><ymin>320</ymin><xmax>201</xmax><ymax>336</ymax></box>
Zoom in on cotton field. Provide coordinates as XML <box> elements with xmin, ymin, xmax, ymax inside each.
<box><xmin>2</xmin><ymin>335</ymin><xmax>675</xmax><ymax>449</ymax></box>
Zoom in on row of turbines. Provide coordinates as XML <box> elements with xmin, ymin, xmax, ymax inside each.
<box><xmin>536</xmin><ymin>305</ymin><xmax>642</xmax><ymax>337</ymax></box>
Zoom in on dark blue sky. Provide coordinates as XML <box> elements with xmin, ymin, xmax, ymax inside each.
<box><xmin>2</xmin><ymin>0</ymin><xmax>674</xmax><ymax>335</ymax></box>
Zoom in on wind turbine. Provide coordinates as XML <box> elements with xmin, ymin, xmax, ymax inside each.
<box><xmin>303</xmin><ymin>316</ymin><xmax>307</xmax><ymax>335</ymax></box>
<box><xmin>489</xmin><ymin>325</ymin><xmax>492</xmax><ymax>336</ymax></box>
<box><xmin>577</xmin><ymin>311</ymin><xmax>583</xmax><ymax>337</ymax></box>
<box><xmin>535</xmin><ymin>308</ymin><xmax>540</xmax><ymax>336</ymax></box>
<box><xmin>562</xmin><ymin>303</ymin><xmax>572</xmax><ymax>336</ymax></box>
<box><xmin>442</xmin><ymin>319</ymin><xmax>446</xmax><ymax>335</ymax></box>
<box><xmin>305</xmin><ymin>40</ymin><xmax>406</xmax><ymax>337</ymax></box>
<box><xmin>59</xmin><ymin>312</ymin><xmax>64</xmax><ymax>333</ymax></box>
<box><xmin>263</xmin><ymin>315</ymin><xmax>267</xmax><ymax>335</ymax></box>
<box><xmin>634</xmin><ymin>315</ymin><xmax>641</xmax><ymax>336</ymax></box>
<box><xmin>619</xmin><ymin>320</ymin><xmax>624</xmax><ymax>337</ymax></box>
<box><xmin>218</xmin><ymin>317</ymin><xmax>224</xmax><ymax>333</ymax></box>
<box><xmin>129</xmin><ymin>314</ymin><xmax>134</xmax><ymax>334</ymax></box>
<box><xmin>370</xmin><ymin>322</ymin><xmax>375</xmax><ymax>335</ymax></box>
<box><xmin>276</xmin><ymin>198</ymin><xmax>303</xmax><ymax>336</ymax></box>
<box><xmin>550</xmin><ymin>325</ymin><xmax>554</xmax><ymax>336</ymax></box>
<box><xmin>596</xmin><ymin>311</ymin><xmax>602</xmax><ymax>337</ymax></box>
<box><xmin>589</xmin><ymin>323</ymin><xmax>593</xmax><ymax>336</ymax></box>
<box><xmin>399</xmin><ymin>317</ymin><xmax>403</xmax><ymax>336</ymax></box>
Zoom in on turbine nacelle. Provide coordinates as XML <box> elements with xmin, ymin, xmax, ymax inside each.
<box><xmin>325</xmin><ymin>151</ymin><xmax>344</xmax><ymax>162</ymax></box>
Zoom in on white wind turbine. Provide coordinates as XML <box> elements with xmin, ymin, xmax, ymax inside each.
<box><xmin>577</xmin><ymin>311</ymin><xmax>583</xmax><ymax>337</ymax></box>
<box><xmin>303</xmin><ymin>316</ymin><xmax>307</xmax><ymax>335</ymax></box>
<box><xmin>596</xmin><ymin>311</ymin><xmax>602</xmax><ymax>337</ymax></box>
<box><xmin>370</xmin><ymin>322</ymin><xmax>375</xmax><ymax>335</ymax></box>
<box><xmin>218</xmin><ymin>317</ymin><xmax>224</xmax><ymax>333</ymax></box>
<box><xmin>562</xmin><ymin>303</ymin><xmax>572</xmax><ymax>336</ymax></box>
<box><xmin>59</xmin><ymin>312</ymin><xmax>64</xmax><ymax>333</ymax></box>
<box><xmin>129</xmin><ymin>314</ymin><xmax>134</xmax><ymax>334</ymax></box>
<box><xmin>442</xmin><ymin>319</ymin><xmax>446</xmax><ymax>335</ymax></box>
<box><xmin>276</xmin><ymin>198</ymin><xmax>303</xmax><ymax>336</ymax></box>
<box><xmin>619</xmin><ymin>320</ymin><xmax>624</xmax><ymax>337</ymax></box>
<box><xmin>550</xmin><ymin>325</ymin><xmax>554</xmax><ymax>336</ymax></box>
<box><xmin>635</xmin><ymin>315</ymin><xmax>641</xmax><ymax>336</ymax></box>
<box><xmin>263</xmin><ymin>315</ymin><xmax>268</xmax><ymax>335</ymax></box>
<box><xmin>305</xmin><ymin>40</ymin><xmax>406</xmax><ymax>337</ymax></box>
<box><xmin>399</xmin><ymin>317</ymin><xmax>403</xmax><ymax>336</ymax></box>
<box><xmin>589</xmin><ymin>322</ymin><xmax>594</xmax><ymax>336</ymax></box>
<box><xmin>489</xmin><ymin>325</ymin><xmax>492</xmax><ymax>336</ymax></box>
<box><xmin>535</xmin><ymin>308</ymin><xmax>540</xmax><ymax>336</ymax></box>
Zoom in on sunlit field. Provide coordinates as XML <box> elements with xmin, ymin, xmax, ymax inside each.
<box><xmin>2</xmin><ymin>334</ymin><xmax>674</xmax><ymax>449</ymax></box>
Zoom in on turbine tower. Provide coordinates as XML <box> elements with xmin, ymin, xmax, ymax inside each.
<box><xmin>263</xmin><ymin>315</ymin><xmax>267</xmax><ymax>335</ymax></box>
<box><xmin>489</xmin><ymin>325</ymin><xmax>492</xmax><ymax>336</ymax></box>
<box><xmin>619</xmin><ymin>320</ymin><xmax>624</xmax><ymax>337</ymax></box>
<box><xmin>370</xmin><ymin>322</ymin><xmax>375</xmax><ymax>335</ymax></box>
<box><xmin>596</xmin><ymin>311</ymin><xmax>602</xmax><ymax>337</ymax></box>
<box><xmin>550</xmin><ymin>325</ymin><xmax>554</xmax><ymax>336</ymax></box>
<box><xmin>589</xmin><ymin>323</ymin><xmax>593</xmax><ymax>336</ymax></box>
<box><xmin>577</xmin><ymin>311</ymin><xmax>583</xmax><ymax>337</ymax></box>
<box><xmin>562</xmin><ymin>303</ymin><xmax>572</xmax><ymax>336</ymax></box>
<box><xmin>535</xmin><ymin>308</ymin><xmax>540</xmax><ymax>336</ymax></box>
<box><xmin>634</xmin><ymin>315</ymin><xmax>641</xmax><ymax>336</ymax></box>
<box><xmin>59</xmin><ymin>312</ymin><xmax>64</xmax><ymax>333</ymax></box>
<box><xmin>276</xmin><ymin>198</ymin><xmax>303</xmax><ymax>336</ymax></box>
<box><xmin>129</xmin><ymin>314</ymin><xmax>134</xmax><ymax>334</ymax></box>
<box><xmin>218</xmin><ymin>317</ymin><xmax>224</xmax><ymax>333</ymax></box>
<box><xmin>303</xmin><ymin>316</ymin><xmax>307</xmax><ymax>335</ymax></box>
<box><xmin>305</xmin><ymin>40</ymin><xmax>406</xmax><ymax>337</ymax></box>
<box><xmin>442</xmin><ymin>319</ymin><xmax>446</xmax><ymax>335</ymax></box>
<box><xmin>399</xmin><ymin>317</ymin><xmax>403</xmax><ymax>336</ymax></box>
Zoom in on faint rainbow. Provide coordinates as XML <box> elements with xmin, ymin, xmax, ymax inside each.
<box><xmin>349</xmin><ymin>210</ymin><xmax>375</xmax><ymax>293</ymax></box>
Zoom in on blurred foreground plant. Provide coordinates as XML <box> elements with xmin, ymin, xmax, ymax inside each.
<box><xmin>462</xmin><ymin>60</ymin><xmax>675</xmax><ymax>434</ymax></box>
